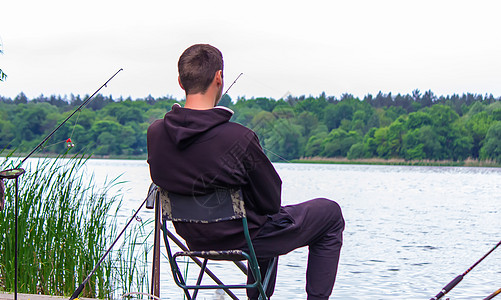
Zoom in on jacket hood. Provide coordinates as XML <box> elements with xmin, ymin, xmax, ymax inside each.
<box><xmin>163</xmin><ymin>103</ymin><xmax>234</xmax><ymax>149</ymax></box>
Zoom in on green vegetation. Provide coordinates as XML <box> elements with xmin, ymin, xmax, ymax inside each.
<box><xmin>0</xmin><ymin>154</ymin><xmax>150</xmax><ymax>298</ymax></box>
<box><xmin>0</xmin><ymin>62</ymin><xmax>6</xmax><ymax>82</ymax></box>
<box><xmin>0</xmin><ymin>40</ymin><xmax>6</xmax><ymax>81</ymax></box>
<box><xmin>1</xmin><ymin>90</ymin><xmax>500</xmax><ymax>164</ymax></box>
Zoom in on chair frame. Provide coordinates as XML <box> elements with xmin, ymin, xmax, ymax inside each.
<box><xmin>154</xmin><ymin>185</ymin><xmax>276</xmax><ymax>300</ymax></box>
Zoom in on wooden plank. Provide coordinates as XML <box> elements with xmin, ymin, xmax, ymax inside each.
<box><xmin>0</xmin><ymin>293</ymin><xmax>96</xmax><ymax>300</ymax></box>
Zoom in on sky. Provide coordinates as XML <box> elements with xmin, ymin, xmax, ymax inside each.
<box><xmin>1</xmin><ymin>0</ymin><xmax>500</xmax><ymax>101</ymax></box>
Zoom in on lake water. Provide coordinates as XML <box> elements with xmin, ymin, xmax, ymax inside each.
<box><xmin>5</xmin><ymin>157</ymin><xmax>499</xmax><ymax>299</ymax></box>
<box><xmin>80</xmin><ymin>159</ymin><xmax>501</xmax><ymax>300</ymax></box>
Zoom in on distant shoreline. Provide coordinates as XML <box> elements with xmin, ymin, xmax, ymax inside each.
<box><xmin>291</xmin><ymin>157</ymin><xmax>501</xmax><ymax>168</ymax></box>
<box><xmin>3</xmin><ymin>153</ymin><xmax>499</xmax><ymax>168</ymax></box>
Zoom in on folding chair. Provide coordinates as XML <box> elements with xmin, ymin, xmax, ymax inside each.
<box><xmin>152</xmin><ymin>184</ymin><xmax>277</xmax><ymax>300</ymax></box>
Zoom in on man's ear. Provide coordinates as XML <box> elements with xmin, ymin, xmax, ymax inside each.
<box><xmin>178</xmin><ymin>76</ymin><xmax>185</xmax><ymax>90</ymax></box>
<box><xmin>215</xmin><ymin>70</ymin><xmax>223</xmax><ymax>86</ymax></box>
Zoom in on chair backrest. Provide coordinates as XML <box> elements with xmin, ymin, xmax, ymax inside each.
<box><xmin>156</xmin><ymin>186</ymin><xmax>246</xmax><ymax>223</ymax></box>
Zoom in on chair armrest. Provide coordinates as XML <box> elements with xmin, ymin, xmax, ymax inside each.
<box><xmin>146</xmin><ymin>183</ymin><xmax>158</xmax><ymax>209</ymax></box>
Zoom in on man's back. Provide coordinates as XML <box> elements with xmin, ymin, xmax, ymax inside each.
<box><xmin>147</xmin><ymin>103</ymin><xmax>282</xmax><ymax>250</ymax></box>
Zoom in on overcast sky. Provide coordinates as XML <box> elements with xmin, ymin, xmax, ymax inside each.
<box><xmin>1</xmin><ymin>0</ymin><xmax>500</xmax><ymax>101</ymax></box>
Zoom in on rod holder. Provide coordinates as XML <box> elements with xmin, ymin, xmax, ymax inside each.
<box><xmin>0</xmin><ymin>168</ymin><xmax>25</xmax><ymax>300</ymax></box>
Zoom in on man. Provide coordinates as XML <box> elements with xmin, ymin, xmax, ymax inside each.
<box><xmin>147</xmin><ymin>44</ymin><xmax>344</xmax><ymax>300</ymax></box>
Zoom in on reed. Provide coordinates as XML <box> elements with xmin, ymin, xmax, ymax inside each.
<box><xmin>112</xmin><ymin>218</ymin><xmax>152</xmax><ymax>298</ymax></box>
<box><xmin>0</xmin><ymin>153</ymin><xmax>151</xmax><ymax>298</ymax></box>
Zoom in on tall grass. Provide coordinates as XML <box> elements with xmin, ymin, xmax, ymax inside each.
<box><xmin>113</xmin><ymin>219</ymin><xmax>152</xmax><ymax>298</ymax></box>
<box><xmin>0</xmin><ymin>153</ymin><xmax>151</xmax><ymax>298</ymax></box>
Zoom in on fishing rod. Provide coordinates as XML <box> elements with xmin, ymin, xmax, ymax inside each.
<box><xmin>1</xmin><ymin>69</ymin><xmax>123</xmax><ymax>300</ymax></box>
<box><xmin>16</xmin><ymin>68</ymin><xmax>123</xmax><ymax>168</ymax></box>
<box><xmin>221</xmin><ymin>72</ymin><xmax>243</xmax><ymax>99</ymax></box>
<box><xmin>430</xmin><ymin>239</ymin><xmax>501</xmax><ymax>300</ymax></box>
<box><xmin>484</xmin><ymin>288</ymin><xmax>501</xmax><ymax>300</ymax></box>
<box><xmin>69</xmin><ymin>187</ymin><xmax>154</xmax><ymax>300</ymax></box>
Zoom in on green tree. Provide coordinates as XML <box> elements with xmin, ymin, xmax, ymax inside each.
<box><xmin>218</xmin><ymin>94</ymin><xmax>232</xmax><ymax>107</ymax></box>
<box><xmin>427</xmin><ymin>105</ymin><xmax>460</xmax><ymax>159</ymax></box>
<box><xmin>406</xmin><ymin>111</ymin><xmax>432</xmax><ymax>130</ymax></box>
<box><xmin>14</xmin><ymin>92</ymin><xmax>28</xmax><ymax>104</ymax></box>
<box><xmin>374</xmin><ymin>116</ymin><xmax>407</xmax><ymax>158</ymax></box>
<box><xmin>323</xmin><ymin>102</ymin><xmax>354</xmax><ymax>131</ymax></box>
<box><xmin>271</xmin><ymin>105</ymin><xmax>295</xmax><ymax>119</ymax></box>
<box><xmin>401</xmin><ymin>129</ymin><xmax>426</xmax><ymax>160</ymax></box>
<box><xmin>465</xmin><ymin>111</ymin><xmax>494</xmax><ymax>158</ymax></box>
<box><xmin>11</xmin><ymin>102</ymin><xmax>58</xmax><ymax>149</ymax></box>
<box><xmin>293</xmin><ymin>96</ymin><xmax>328</xmax><ymax>119</ymax></box>
<box><xmin>347</xmin><ymin>142</ymin><xmax>366</xmax><ymax>159</ymax></box>
<box><xmin>351</xmin><ymin>110</ymin><xmax>368</xmax><ymax>133</ymax></box>
<box><xmin>89</xmin><ymin>120</ymin><xmax>123</xmax><ymax>155</ymax></box>
<box><xmin>321</xmin><ymin>129</ymin><xmax>361</xmax><ymax>157</ymax></box>
<box><xmin>264</xmin><ymin>119</ymin><xmax>303</xmax><ymax>161</ymax></box>
<box><xmin>232</xmin><ymin>106</ymin><xmax>261</xmax><ymax>127</ymax></box>
<box><xmin>294</xmin><ymin>111</ymin><xmax>319</xmax><ymax>137</ymax></box>
<box><xmin>480</xmin><ymin>121</ymin><xmax>501</xmax><ymax>163</ymax></box>
<box><xmin>0</xmin><ymin>116</ymin><xmax>14</xmax><ymax>148</ymax></box>
<box><xmin>361</xmin><ymin>128</ymin><xmax>379</xmax><ymax>158</ymax></box>
<box><xmin>304</xmin><ymin>132</ymin><xmax>328</xmax><ymax>157</ymax></box>
<box><xmin>251</xmin><ymin>111</ymin><xmax>276</xmax><ymax>143</ymax></box>
<box><xmin>418</xmin><ymin>126</ymin><xmax>442</xmax><ymax>159</ymax></box>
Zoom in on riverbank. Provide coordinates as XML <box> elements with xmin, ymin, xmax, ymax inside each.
<box><xmin>5</xmin><ymin>152</ymin><xmax>500</xmax><ymax>168</ymax></box>
<box><xmin>291</xmin><ymin>157</ymin><xmax>501</xmax><ymax>167</ymax></box>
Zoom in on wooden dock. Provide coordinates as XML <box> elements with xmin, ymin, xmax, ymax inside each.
<box><xmin>0</xmin><ymin>293</ymin><xmax>96</xmax><ymax>300</ymax></box>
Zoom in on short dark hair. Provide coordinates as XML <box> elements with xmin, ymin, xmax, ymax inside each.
<box><xmin>178</xmin><ymin>44</ymin><xmax>223</xmax><ymax>95</ymax></box>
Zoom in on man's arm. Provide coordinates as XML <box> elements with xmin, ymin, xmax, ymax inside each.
<box><xmin>242</xmin><ymin>133</ymin><xmax>282</xmax><ymax>215</ymax></box>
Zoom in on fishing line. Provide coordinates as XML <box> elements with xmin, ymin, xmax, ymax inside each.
<box><xmin>261</xmin><ymin>146</ymin><xmax>293</xmax><ymax>163</ymax></box>
<box><xmin>243</xmin><ymin>73</ymin><xmax>285</xmax><ymax>100</ymax></box>
<box><xmin>40</xmin><ymin>104</ymin><xmax>83</xmax><ymax>150</ymax></box>
<box><xmin>68</xmin><ymin>107</ymin><xmax>82</xmax><ymax>142</ymax></box>
<box><xmin>16</xmin><ymin>68</ymin><xmax>123</xmax><ymax>168</ymax></box>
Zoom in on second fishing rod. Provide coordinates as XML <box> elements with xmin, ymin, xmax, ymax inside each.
<box><xmin>430</xmin><ymin>239</ymin><xmax>501</xmax><ymax>300</ymax></box>
<box><xmin>1</xmin><ymin>68</ymin><xmax>123</xmax><ymax>300</ymax></box>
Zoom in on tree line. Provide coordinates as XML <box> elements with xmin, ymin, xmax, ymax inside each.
<box><xmin>1</xmin><ymin>90</ymin><xmax>500</xmax><ymax>163</ymax></box>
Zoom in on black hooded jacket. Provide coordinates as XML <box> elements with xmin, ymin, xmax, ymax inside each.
<box><xmin>147</xmin><ymin>104</ymin><xmax>282</xmax><ymax>250</ymax></box>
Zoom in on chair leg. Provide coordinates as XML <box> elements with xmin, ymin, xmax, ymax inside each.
<box><xmin>257</xmin><ymin>286</ymin><xmax>268</xmax><ymax>300</ymax></box>
<box><xmin>150</xmin><ymin>194</ymin><xmax>161</xmax><ymax>298</ymax></box>
<box><xmin>170</xmin><ymin>262</ymin><xmax>191</xmax><ymax>300</ymax></box>
<box><xmin>163</xmin><ymin>227</ymin><xmax>241</xmax><ymax>300</ymax></box>
<box><xmin>192</xmin><ymin>258</ymin><xmax>208</xmax><ymax>300</ymax></box>
<box><xmin>247</xmin><ymin>263</ymin><xmax>267</xmax><ymax>300</ymax></box>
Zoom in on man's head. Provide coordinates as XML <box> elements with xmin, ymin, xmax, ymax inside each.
<box><xmin>178</xmin><ymin>44</ymin><xmax>223</xmax><ymax>95</ymax></box>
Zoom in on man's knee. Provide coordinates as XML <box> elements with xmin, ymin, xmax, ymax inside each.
<box><xmin>310</xmin><ymin>198</ymin><xmax>344</xmax><ymax>227</ymax></box>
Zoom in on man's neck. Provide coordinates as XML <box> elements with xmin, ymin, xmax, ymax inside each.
<box><xmin>184</xmin><ymin>93</ymin><xmax>217</xmax><ymax>110</ymax></box>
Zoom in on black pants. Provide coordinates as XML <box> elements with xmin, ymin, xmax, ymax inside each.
<box><xmin>246</xmin><ymin>198</ymin><xmax>345</xmax><ymax>300</ymax></box>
